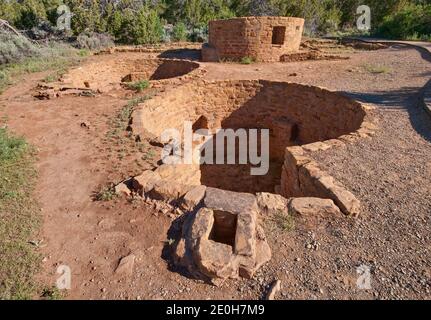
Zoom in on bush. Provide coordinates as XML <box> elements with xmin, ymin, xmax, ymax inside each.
<box><xmin>76</xmin><ymin>32</ymin><xmax>114</xmax><ymax>50</ymax></box>
<box><xmin>126</xmin><ymin>80</ymin><xmax>150</xmax><ymax>92</ymax></box>
<box><xmin>172</xmin><ymin>22</ymin><xmax>188</xmax><ymax>42</ymax></box>
<box><xmin>378</xmin><ymin>4</ymin><xmax>431</xmax><ymax>40</ymax></box>
<box><xmin>112</xmin><ymin>8</ymin><xmax>164</xmax><ymax>45</ymax></box>
<box><xmin>189</xmin><ymin>25</ymin><xmax>208</xmax><ymax>42</ymax></box>
<box><xmin>0</xmin><ymin>31</ymin><xmax>40</xmax><ymax>65</ymax></box>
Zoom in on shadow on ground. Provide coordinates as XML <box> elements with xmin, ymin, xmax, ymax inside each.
<box><xmin>158</xmin><ymin>49</ymin><xmax>202</xmax><ymax>61</ymax></box>
<box><xmin>342</xmin><ymin>85</ymin><xmax>431</xmax><ymax>143</ymax></box>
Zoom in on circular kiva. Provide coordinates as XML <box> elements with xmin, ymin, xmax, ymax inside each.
<box><xmin>131</xmin><ymin>79</ymin><xmax>368</xmax><ymax>195</ymax></box>
<box><xmin>59</xmin><ymin>58</ymin><xmax>202</xmax><ymax>92</ymax></box>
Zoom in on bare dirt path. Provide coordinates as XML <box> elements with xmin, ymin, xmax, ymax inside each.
<box><xmin>0</xmin><ymin>44</ymin><xmax>430</xmax><ymax>300</ymax></box>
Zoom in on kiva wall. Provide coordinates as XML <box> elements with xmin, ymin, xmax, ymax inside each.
<box><xmin>131</xmin><ymin>80</ymin><xmax>366</xmax><ymax>193</ymax></box>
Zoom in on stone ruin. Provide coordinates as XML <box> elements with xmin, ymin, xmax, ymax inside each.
<box><xmin>116</xmin><ymin>79</ymin><xmax>377</xmax><ymax>282</ymax></box>
<box><xmin>202</xmin><ymin>16</ymin><xmax>305</xmax><ymax>62</ymax></box>
<box><xmin>38</xmin><ymin>23</ymin><xmax>378</xmax><ymax>283</ymax></box>
<box><xmin>173</xmin><ymin>188</ymin><xmax>271</xmax><ymax>284</ymax></box>
<box><xmin>35</xmin><ymin>58</ymin><xmax>205</xmax><ymax>99</ymax></box>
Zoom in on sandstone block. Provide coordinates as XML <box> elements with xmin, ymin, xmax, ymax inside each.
<box><xmin>150</xmin><ymin>180</ymin><xmax>193</xmax><ymax>202</ymax></box>
<box><xmin>115</xmin><ymin>182</ymin><xmax>131</xmax><ymax>196</ymax></box>
<box><xmin>196</xmin><ymin>239</ymin><xmax>238</xmax><ymax>279</ymax></box>
<box><xmin>288</xmin><ymin>197</ymin><xmax>342</xmax><ymax>216</ymax></box>
<box><xmin>182</xmin><ymin>185</ymin><xmax>207</xmax><ymax>211</ymax></box>
<box><xmin>132</xmin><ymin>170</ymin><xmax>161</xmax><ymax>195</ymax></box>
<box><xmin>256</xmin><ymin>192</ymin><xmax>288</xmax><ymax>214</ymax></box>
<box><xmin>115</xmin><ymin>254</ymin><xmax>135</xmax><ymax>276</ymax></box>
<box><xmin>204</xmin><ymin>187</ymin><xmax>258</xmax><ymax>214</ymax></box>
<box><xmin>235</xmin><ymin>212</ymin><xmax>256</xmax><ymax>257</ymax></box>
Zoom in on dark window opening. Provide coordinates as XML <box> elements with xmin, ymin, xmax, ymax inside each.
<box><xmin>209</xmin><ymin>210</ymin><xmax>237</xmax><ymax>247</ymax></box>
<box><xmin>272</xmin><ymin>26</ymin><xmax>286</xmax><ymax>45</ymax></box>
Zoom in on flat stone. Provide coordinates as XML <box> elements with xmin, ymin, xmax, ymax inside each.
<box><xmin>155</xmin><ymin>163</ymin><xmax>201</xmax><ymax>186</ymax></box>
<box><xmin>115</xmin><ymin>254</ymin><xmax>135</xmax><ymax>276</ymax></box>
<box><xmin>204</xmin><ymin>187</ymin><xmax>258</xmax><ymax>214</ymax></box>
<box><xmin>150</xmin><ymin>180</ymin><xmax>193</xmax><ymax>202</ymax></box>
<box><xmin>190</xmin><ymin>208</ymin><xmax>214</xmax><ymax>242</ymax></box>
<box><xmin>132</xmin><ymin>170</ymin><xmax>161</xmax><ymax>195</ymax></box>
<box><xmin>316</xmin><ymin>176</ymin><xmax>361</xmax><ymax>216</ymax></box>
<box><xmin>235</xmin><ymin>212</ymin><xmax>256</xmax><ymax>257</ymax></box>
<box><xmin>266</xmin><ymin>280</ymin><xmax>281</xmax><ymax>300</ymax></box>
<box><xmin>256</xmin><ymin>192</ymin><xmax>288</xmax><ymax>214</ymax></box>
<box><xmin>115</xmin><ymin>182</ymin><xmax>131</xmax><ymax>196</ymax></box>
<box><xmin>196</xmin><ymin>239</ymin><xmax>238</xmax><ymax>279</ymax></box>
<box><xmin>182</xmin><ymin>185</ymin><xmax>207</xmax><ymax>211</ymax></box>
<box><xmin>288</xmin><ymin>197</ymin><xmax>342</xmax><ymax>216</ymax></box>
<box><xmin>238</xmin><ymin>239</ymin><xmax>271</xmax><ymax>279</ymax></box>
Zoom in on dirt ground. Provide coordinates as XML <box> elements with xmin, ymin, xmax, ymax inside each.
<box><xmin>0</xmin><ymin>43</ymin><xmax>430</xmax><ymax>300</ymax></box>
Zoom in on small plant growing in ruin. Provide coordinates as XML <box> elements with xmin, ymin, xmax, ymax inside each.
<box><xmin>94</xmin><ymin>185</ymin><xmax>117</xmax><ymax>201</ymax></box>
<box><xmin>364</xmin><ymin>64</ymin><xmax>391</xmax><ymax>74</ymax></box>
<box><xmin>267</xmin><ymin>211</ymin><xmax>295</xmax><ymax>232</ymax></box>
<box><xmin>240</xmin><ymin>56</ymin><xmax>254</xmax><ymax>65</ymax></box>
<box><xmin>126</xmin><ymin>80</ymin><xmax>150</xmax><ymax>92</ymax></box>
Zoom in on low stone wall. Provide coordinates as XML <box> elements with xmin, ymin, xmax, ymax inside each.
<box><xmin>97</xmin><ymin>42</ymin><xmax>202</xmax><ymax>54</ymax></box>
<box><xmin>133</xmin><ymin>80</ymin><xmax>365</xmax><ymax>143</ymax></box>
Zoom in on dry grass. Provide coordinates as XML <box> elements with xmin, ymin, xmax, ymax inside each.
<box><xmin>0</xmin><ymin>127</ymin><xmax>40</xmax><ymax>299</ymax></box>
<box><xmin>364</xmin><ymin>64</ymin><xmax>392</xmax><ymax>74</ymax></box>
<box><xmin>265</xmin><ymin>210</ymin><xmax>295</xmax><ymax>233</ymax></box>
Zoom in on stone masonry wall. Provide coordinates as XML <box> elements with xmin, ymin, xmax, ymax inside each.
<box><xmin>132</xmin><ymin>80</ymin><xmax>367</xmax><ymax>194</ymax></box>
<box><xmin>202</xmin><ymin>16</ymin><xmax>304</xmax><ymax>62</ymax></box>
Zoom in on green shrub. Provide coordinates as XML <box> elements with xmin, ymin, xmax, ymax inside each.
<box><xmin>113</xmin><ymin>8</ymin><xmax>164</xmax><ymax>45</ymax></box>
<box><xmin>240</xmin><ymin>56</ymin><xmax>254</xmax><ymax>65</ymax></box>
<box><xmin>378</xmin><ymin>4</ymin><xmax>431</xmax><ymax>40</ymax></box>
<box><xmin>126</xmin><ymin>80</ymin><xmax>150</xmax><ymax>92</ymax></box>
<box><xmin>172</xmin><ymin>22</ymin><xmax>188</xmax><ymax>42</ymax></box>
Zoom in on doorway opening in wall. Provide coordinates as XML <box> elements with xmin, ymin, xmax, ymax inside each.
<box><xmin>272</xmin><ymin>26</ymin><xmax>286</xmax><ymax>45</ymax></box>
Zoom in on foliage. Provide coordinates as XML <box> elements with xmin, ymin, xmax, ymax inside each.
<box><xmin>94</xmin><ymin>184</ymin><xmax>117</xmax><ymax>201</ymax></box>
<box><xmin>172</xmin><ymin>22</ymin><xmax>188</xmax><ymax>42</ymax></box>
<box><xmin>125</xmin><ymin>80</ymin><xmax>150</xmax><ymax>92</ymax></box>
<box><xmin>76</xmin><ymin>32</ymin><xmax>114</xmax><ymax>50</ymax></box>
<box><xmin>1</xmin><ymin>0</ymin><xmax>431</xmax><ymax>52</ymax></box>
<box><xmin>0</xmin><ymin>31</ymin><xmax>39</xmax><ymax>65</ymax></box>
<box><xmin>0</xmin><ymin>37</ymin><xmax>85</xmax><ymax>93</ymax></box>
<box><xmin>377</xmin><ymin>3</ymin><xmax>431</xmax><ymax>40</ymax></box>
<box><xmin>240</xmin><ymin>56</ymin><xmax>254</xmax><ymax>64</ymax></box>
